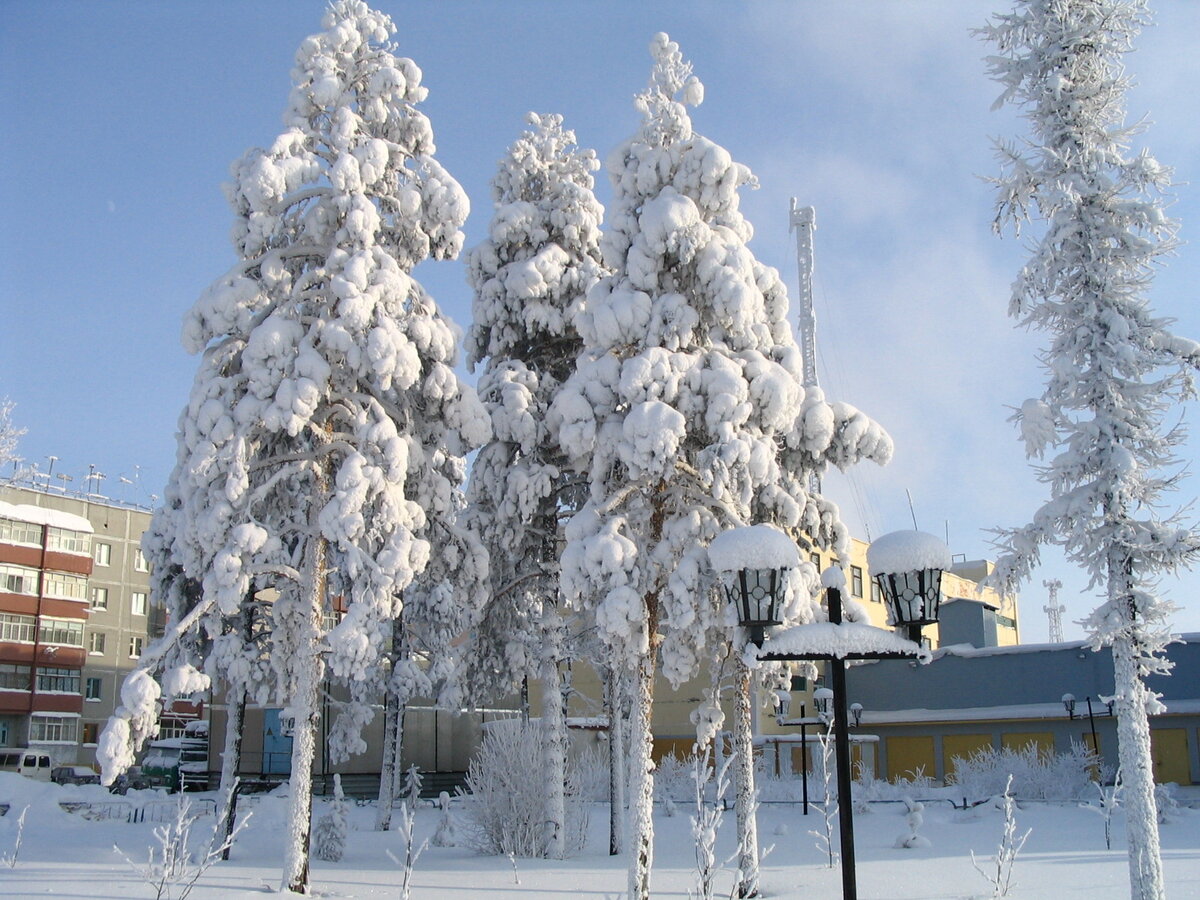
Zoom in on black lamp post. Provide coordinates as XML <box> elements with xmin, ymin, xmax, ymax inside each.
<box><xmin>726</xmin><ymin>528</ymin><xmax>948</xmax><ymax>900</ymax></box>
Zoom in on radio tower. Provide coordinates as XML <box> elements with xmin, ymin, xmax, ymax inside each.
<box><xmin>1043</xmin><ymin>579</ymin><xmax>1065</xmax><ymax>643</ymax></box>
<box><xmin>790</xmin><ymin>200</ymin><xmax>820</xmax><ymax>494</ymax></box>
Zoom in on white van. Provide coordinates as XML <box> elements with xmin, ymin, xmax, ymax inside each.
<box><xmin>0</xmin><ymin>749</ymin><xmax>53</xmax><ymax>780</ymax></box>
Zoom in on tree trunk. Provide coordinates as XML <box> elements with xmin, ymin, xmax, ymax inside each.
<box><xmin>215</xmin><ymin>689</ymin><xmax>247</xmax><ymax>860</ymax></box>
<box><xmin>281</xmin><ymin>531</ymin><xmax>327</xmax><ymax>894</ymax></box>
<box><xmin>606</xmin><ymin>664</ymin><xmax>626</xmax><ymax>856</ymax></box>
<box><xmin>216</xmin><ymin>598</ymin><xmax>254</xmax><ymax>860</ymax></box>
<box><xmin>542</xmin><ymin>649</ymin><xmax>567</xmax><ymax>859</ymax></box>
<box><xmin>1113</xmin><ymin>632</ymin><xmax>1165</xmax><ymax>900</ymax></box>
<box><xmin>732</xmin><ymin>657</ymin><xmax>760</xmax><ymax>898</ymax></box>
<box><xmin>628</xmin><ymin>651</ymin><xmax>656</xmax><ymax>900</ymax></box>
<box><xmin>375</xmin><ymin>617</ymin><xmax>408</xmax><ymax>831</ymax></box>
<box><xmin>1108</xmin><ymin>544</ymin><xmax>1165</xmax><ymax>900</ymax></box>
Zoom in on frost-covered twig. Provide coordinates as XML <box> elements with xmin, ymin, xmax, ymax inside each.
<box><xmin>971</xmin><ymin>775</ymin><xmax>1031</xmax><ymax>898</ymax></box>
<box><xmin>1083</xmin><ymin>768</ymin><xmax>1123</xmax><ymax>850</ymax></box>
<box><xmin>404</xmin><ymin>764</ymin><xmax>423</xmax><ymax>811</ymax></box>
<box><xmin>808</xmin><ymin>722</ymin><xmax>838</xmax><ymax>868</ymax></box>
<box><xmin>1</xmin><ymin>805</ymin><xmax>29</xmax><ymax>868</ymax></box>
<box><xmin>689</xmin><ymin>745</ymin><xmax>731</xmax><ymax>900</ymax></box>
<box><xmin>386</xmin><ymin>803</ymin><xmax>428</xmax><ymax>900</ymax></box>
<box><xmin>116</xmin><ymin>794</ymin><xmax>250</xmax><ymax>900</ymax></box>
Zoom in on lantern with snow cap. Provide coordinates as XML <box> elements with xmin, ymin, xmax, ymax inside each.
<box><xmin>708</xmin><ymin>524</ymin><xmax>801</xmax><ymax>647</ymax></box>
<box><xmin>867</xmin><ymin>530</ymin><xmax>950</xmax><ymax>644</ymax></box>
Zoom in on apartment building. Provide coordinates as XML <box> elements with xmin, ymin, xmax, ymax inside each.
<box><xmin>0</xmin><ymin>482</ymin><xmax>158</xmax><ymax>766</ymax></box>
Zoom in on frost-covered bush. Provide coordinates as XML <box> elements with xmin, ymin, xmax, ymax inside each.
<box><xmin>948</xmin><ymin>742</ymin><xmax>1101</xmax><ymax>802</ymax></box>
<box><xmin>312</xmin><ymin>773</ymin><xmax>348</xmax><ymax>862</ymax></box>
<box><xmin>854</xmin><ymin>765</ymin><xmax>938</xmax><ymax>803</ymax></box>
<box><xmin>461</xmin><ymin>720</ymin><xmax>587</xmax><ymax>857</ymax></box>
<box><xmin>654</xmin><ymin>752</ymin><xmax>700</xmax><ymax>804</ymax></box>
<box><xmin>574</xmin><ymin>745</ymin><xmax>610</xmax><ymax>802</ymax></box>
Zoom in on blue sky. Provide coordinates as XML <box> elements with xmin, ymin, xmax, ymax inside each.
<box><xmin>3</xmin><ymin>1</ymin><xmax>1199</xmax><ymax>641</ymax></box>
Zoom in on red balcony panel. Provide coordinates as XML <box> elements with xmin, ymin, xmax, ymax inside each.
<box><xmin>0</xmin><ymin>692</ymin><xmax>33</xmax><ymax>714</ymax></box>
<box><xmin>32</xmin><ymin>693</ymin><xmax>83</xmax><ymax>714</ymax></box>
<box><xmin>0</xmin><ymin>643</ymin><xmax>36</xmax><ymax>664</ymax></box>
<box><xmin>43</xmin><ymin>551</ymin><xmax>92</xmax><ymax>577</ymax></box>
<box><xmin>0</xmin><ymin>544</ymin><xmax>41</xmax><ymax>567</ymax></box>
<box><xmin>39</xmin><ymin>598</ymin><xmax>90</xmax><ymax>620</ymax></box>
<box><xmin>0</xmin><ymin>595</ymin><xmax>38</xmax><ymax>615</ymax></box>
<box><xmin>35</xmin><ymin>646</ymin><xmax>85</xmax><ymax>667</ymax></box>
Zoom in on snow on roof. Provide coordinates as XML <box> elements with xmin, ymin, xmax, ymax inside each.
<box><xmin>857</xmin><ymin>698</ymin><xmax>1200</xmax><ymax>726</ymax></box>
<box><xmin>752</xmin><ymin>621</ymin><xmax>930</xmax><ymax>662</ymax></box>
<box><xmin>0</xmin><ymin>500</ymin><xmax>93</xmax><ymax>534</ymax></box>
<box><xmin>708</xmin><ymin>524</ymin><xmax>801</xmax><ymax>572</ymax></box>
<box><xmin>867</xmin><ymin>529</ymin><xmax>950</xmax><ymax>576</ymax></box>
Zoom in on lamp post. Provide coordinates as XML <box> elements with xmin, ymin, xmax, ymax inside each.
<box><xmin>721</xmin><ymin>528</ymin><xmax>949</xmax><ymax>900</ymax></box>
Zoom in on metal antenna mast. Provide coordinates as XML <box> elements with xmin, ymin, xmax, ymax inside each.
<box><xmin>1043</xmin><ymin>578</ymin><xmax>1065</xmax><ymax>643</ymax></box>
<box><xmin>790</xmin><ymin>200</ymin><xmax>818</xmax><ymax>390</ymax></box>
<box><xmin>790</xmin><ymin>200</ymin><xmax>822</xmax><ymax>497</ymax></box>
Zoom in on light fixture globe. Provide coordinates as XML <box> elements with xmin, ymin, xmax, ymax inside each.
<box><xmin>867</xmin><ymin>529</ymin><xmax>951</xmax><ymax>643</ymax></box>
<box><xmin>709</xmin><ymin>524</ymin><xmax>801</xmax><ymax>647</ymax></box>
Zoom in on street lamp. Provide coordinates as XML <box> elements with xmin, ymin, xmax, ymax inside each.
<box><xmin>723</xmin><ymin>527</ymin><xmax>948</xmax><ymax>900</ymax></box>
<box><xmin>868</xmin><ymin>530</ymin><xmax>951</xmax><ymax>644</ymax></box>
<box><xmin>1062</xmin><ymin>693</ymin><xmax>1077</xmax><ymax>718</ymax></box>
<box><xmin>849</xmin><ymin>702</ymin><xmax>864</xmax><ymax>728</ymax></box>
<box><xmin>813</xmin><ymin>687</ymin><xmax>834</xmax><ymax>719</ymax></box>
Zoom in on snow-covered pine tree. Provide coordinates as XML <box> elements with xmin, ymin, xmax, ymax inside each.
<box><xmin>980</xmin><ymin>3</ymin><xmax>1200</xmax><ymax>898</ymax></box>
<box><xmin>313</xmin><ymin>773</ymin><xmax>349</xmax><ymax>862</ymax></box>
<box><xmin>551</xmin><ymin>34</ymin><xmax>820</xmax><ymax>900</ymax></box>
<box><xmin>104</xmin><ymin>1</ymin><xmax>486</xmax><ymax>892</ymax></box>
<box><xmin>460</xmin><ymin>112</ymin><xmax>606</xmax><ymax>859</ymax></box>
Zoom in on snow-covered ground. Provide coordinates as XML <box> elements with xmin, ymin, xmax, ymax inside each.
<box><xmin>1</xmin><ymin>774</ymin><xmax>1197</xmax><ymax>898</ymax></box>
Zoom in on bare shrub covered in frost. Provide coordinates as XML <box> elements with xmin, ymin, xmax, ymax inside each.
<box><xmin>971</xmin><ymin>775</ymin><xmax>1031</xmax><ymax>899</ymax></box>
<box><xmin>654</xmin><ymin>752</ymin><xmax>700</xmax><ymax>804</ymax></box>
<box><xmin>948</xmin><ymin>742</ymin><xmax>1102</xmax><ymax>802</ymax></box>
<box><xmin>854</xmin><ymin>765</ymin><xmax>938</xmax><ymax>803</ymax></box>
<box><xmin>461</xmin><ymin>719</ymin><xmax>587</xmax><ymax>857</ymax></box>
<box><xmin>117</xmin><ymin>794</ymin><xmax>249</xmax><ymax>900</ymax></box>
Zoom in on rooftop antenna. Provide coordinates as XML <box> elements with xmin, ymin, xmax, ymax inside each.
<box><xmin>905</xmin><ymin>488</ymin><xmax>919</xmax><ymax>531</ymax></box>
<box><xmin>1043</xmin><ymin>578</ymin><xmax>1065</xmax><ymax>643</ymax></box>
<box><xmin>790</xmin><ymin>199</ymin><xmax>820</xmax><ymax>495</ymax></box>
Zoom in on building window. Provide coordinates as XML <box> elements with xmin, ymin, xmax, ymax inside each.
<box><xmin>38</xmin><ymin>617</ymin><xmax>85</xmax><ymax>647</ymax></box>
<box><xmin>93</xmin><ymin>542</ymin><xmax>112</xmax><ymax>566</ymax></box>
<box><xmin>91</xmin><ymin>587</ymin><xmax>109</xmax><ymax>610</ymax></box>
<box><xmin>85</xmin><ymin>677</ymin><xmax>102</xmax><ymax>701</ymax></box>
<box><xmin>850</xmin><ymin>565</ymin><xmax>864</xmax><ymax>598</ymax></box>
<box><xmin>870</xmin><ymin>581</ymin><xmax>882</xmax><ymax>604</ymax></box>
<box><xmin>0</xmin><ymin>663</ymin><xmax>32</xmax><ymax>690</ymax></box>
<box><xmin>0</xmin><ymin>612</ymin><xmax>36</xmax><ymax>643</ymax></box>
<box><xmin>789</xmin><ymin>675</ymin><xmax>809</xmax><ymax>692</ymax></box>
<box><xmin>809</xmin><ymin>552</ymin><xmax>821</xmax><ymax>569</ymax></box>
<box><xmin>134</xmin><ymin>550</ymin><xmax>149</xmax><ymax>573</ymax></box>
<box><xmin>43</xmin><ymin>570</ymin><xmax>88</xmax><ymax>601</ymax></box>
<box><xmin>29</xmin><ymin>715</ymin><xmax>77</xmax><ymax>743</ymax></box>
<box><xmin>81</xmin><ymin>722</ymin><xmax>100</xmax><ymax>745</ymax></box>
<box><xmin>0</xmin><ymin>517</ymin><xmax>42</xmax><ymax>547</ymax></box>
<box><xmin>0</xmin><ymin>563</ymin><xmax>40</xmax><ymax>596</ymax></box>
<box><xmin>129</xmin><ymin>636</ymin><xmax>144</xmax><ymax>658</ymax></box>
<box><xmin>88</xmin><ymin>631</ymin><xmax>106</xmax><ymax>655</ymax></box>
<box><xmin>46</xmin><ymin>526</ymin><xmax>90</xmax><ymax>556</ymax></box>
<box><xmin>131</xmin><ymin>592</ymin><xmax>148</xmax><ymax>616</ymax></box>
<box><xmin>36</xmin><ymin>666</ymin><xmax>80</xmax><ymax>694</ymax></box>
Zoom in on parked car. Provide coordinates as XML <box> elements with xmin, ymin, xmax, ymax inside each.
<box><xmin>108</xmin><ymin>765</ymin><xmax>149</xmax><ymax>794</ymax></box>
<box><xmin>0</xmin><ymin>749</ymin><xmax>52</xmax><ymax>780</ymax></box>
<box><xmin>141</xmin><ymin>735</ymin><xmax>209</xmax><ymax>792</ymax></box>
<box><xmin>51</xmin><ymin>765</ymin><xmax>100</xmax><ymax>786</ymax></box>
